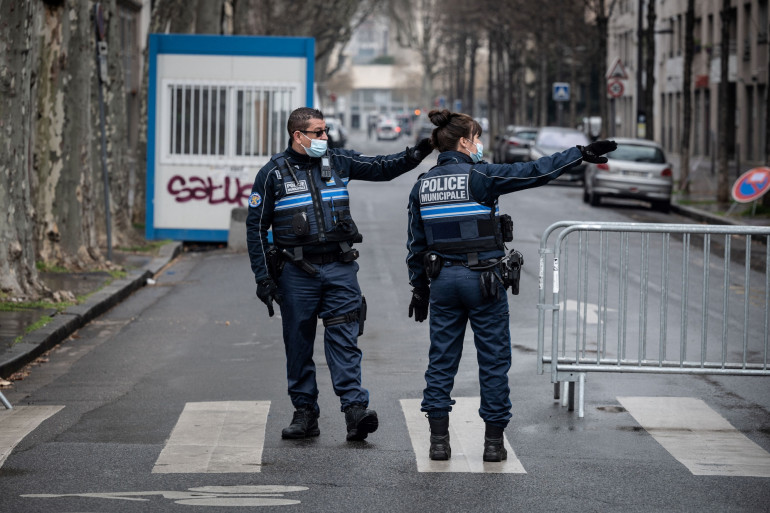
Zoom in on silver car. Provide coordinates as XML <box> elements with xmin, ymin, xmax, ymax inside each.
<box><xmin>583</xmin><ymin>137</ymin><xmax>673</xmax><ymax>212</ymax></box>
<box><xmin>528</xmin><ymin>126</ymin><xmax>590</xmax><ymax>183</ymax></box>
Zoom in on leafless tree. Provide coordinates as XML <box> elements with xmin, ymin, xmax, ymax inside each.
<box><xmin>717</xmin><ymin>0</ymin><xmax>732</xmax><ymax>203</ymax></box>
<box><xmin>584</xmin><ymin>0</ymin><xmax>618</xmax><ymax>138</ymax></box>
<box><xmin>644</xmin><ymin>0</ymin><xmax>656</xmax><ymax>140</ymax></box>
<box><xmin>680</xmin><ymin>0</ymin><xmax>695</xmax><ymax>193</ymax></box>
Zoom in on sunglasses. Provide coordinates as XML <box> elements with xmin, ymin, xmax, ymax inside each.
<box><xmin>299</xmin><ymin>127</ymin><xmax>329</xmax><ymax>138</ymax></box>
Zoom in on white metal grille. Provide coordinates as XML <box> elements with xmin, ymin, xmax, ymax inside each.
<box><xmin>163</xmin><ymin>80</ymin><xmax>301</xmax><ymax>164</ymax></box>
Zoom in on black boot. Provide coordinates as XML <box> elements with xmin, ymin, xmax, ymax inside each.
<box><xmin>428</xmin><ymin>416</ymin><xmax>451</xmax><ymax>460</ymax></box>
<box><xmin>483</xmin><ymin>423</ymin><xmax>507</xmax><ymax>462</ymax></box>
<box><xmin>281</xmin><ymin>406</ymin><xmax>320</xmax><ymax>439</ymax></box>
<box><xmin>344</xmin><ymin>403</ymin><xmax>378</xmax><ymax>441</ymax></box>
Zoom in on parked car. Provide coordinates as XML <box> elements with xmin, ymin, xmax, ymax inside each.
<box><xmin>413</xmin><ymin>117</ymin><xmax>433</xmax><ymax>145</ymax></box>
<box><xmin>583</xmin><ymin>137</ymin><xmax>673</xmax><ymax>212</ymax></box>
<box><xmin>325</xmin><ymin>118</ymin><xmax>347</xmax><ymax>149</ymax></box>
<box><xmin>376</xmin><ymin>118</ymin><xmax>400</xmax><ymax>140</ymax></box>
<box><xmin>396</xmin><ymin>114</ymin><xmax>413</xmax><ymax>136</ymax></box>
<box><xmin>528</xmin><ymin>126</ymin><xmax>590</xmax><ymax>183</ymax></box>
<box><xmin>493</xmin><ymin>125</ymin><xmax>538</xmax><ymax>163</ymax></box>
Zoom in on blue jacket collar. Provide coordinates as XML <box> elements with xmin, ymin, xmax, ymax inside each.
<box><xmin>284</xmin><ymin>144</ymin><xmax>316</xmax><ymax>164</ymax></box>
<box><xmin>437</xmin><ymin>151</ymin><xmax>473</xmax><ymax>166</ymax></box>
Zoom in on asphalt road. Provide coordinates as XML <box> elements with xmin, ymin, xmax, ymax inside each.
<box><xmin>1</xmin><ymin>131</ymin><xmax>769</xmax><ymax>512</ymax></box>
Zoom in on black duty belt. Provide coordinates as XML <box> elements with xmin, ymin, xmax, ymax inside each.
<box><xmin>303</xmin><ymin>252</ymin><xmax>344</xmax><ymax>264</ymax></box>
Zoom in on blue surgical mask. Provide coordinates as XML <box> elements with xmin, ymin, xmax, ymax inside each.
<box><xmin>468</xmin><ymin>141</ymin><xmax>483</xmax><ymax>163</ymax></box>
<box><xmin>301</xmin><ymin>133</ymin><xmax>328</xmax><ymax>158</ymax></box>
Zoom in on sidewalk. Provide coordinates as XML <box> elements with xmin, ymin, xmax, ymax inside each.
<box><xmin>0</xmin><ymin>242</ymin><xmax>183</xmax><ymax>386</ymax></box>
<box><xmin>668</xmin><ymin>152</ymin><xmax>770</xmax><ymax>226</ymax></box>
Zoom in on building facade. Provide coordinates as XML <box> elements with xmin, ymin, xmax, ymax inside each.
<box><xmin>608</xmin><ymin>0</ymin><xmax>768</xmax><ymax>167</ymax></box>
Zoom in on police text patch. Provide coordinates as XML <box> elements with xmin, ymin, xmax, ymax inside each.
<box><xmin>419</xmin><ymin>175</ymin><xmax>469</xmax><ymax>204</ymax></box>
<box><xmin>284</xmin><ymin>180</ymin><xmax>309</xmax><ymax>194</ymax></box>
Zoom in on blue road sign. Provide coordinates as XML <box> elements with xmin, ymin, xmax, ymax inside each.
<box><xmin>553</xmin><ymin>82</ymin><xmax>570</xmax><ymax>102</ymax></box>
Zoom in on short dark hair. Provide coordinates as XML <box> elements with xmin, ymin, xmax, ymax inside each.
<box><xmin>427</xmin><ymin>109</ymin><xmax>482</xmax><ymax>152</ymax></box>
<box><xmin>287</xmin><ymin>107</ymin><xmax>324</xmax><ymax>136</ymax></box>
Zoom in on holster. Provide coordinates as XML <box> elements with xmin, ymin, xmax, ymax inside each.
<box><xmin>265</xmin><ymin>246</ymin><xmax>286</xmax><ymax>281</ymax></box>
<box><xmin>424</xmin><ymin>252</ymin><xmax>443</xmax><ymax>279</ymax></box>
<box><xmin>322</xmin><ymin>295</ymin><xmax>367</xmax><ymax>337</ymax></box>
<box><xmin>500</xmin><ymin>249</ymin><xmax>523</xmax><ymax>295</ymax></box>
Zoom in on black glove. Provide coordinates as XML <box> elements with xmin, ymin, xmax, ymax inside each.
<box><xmin>407</xmin><ymin>138</ymin><xmax>433</xmax><ymax>162</ymax></box>
<box><xmin>257</xmin><ymin>279</ymin><xmax>281</xmax><ymax>317</ymax></box>
<box><xmin>577</xmin><ymin>140</ymin><xmax>617</xmax><ymax>164</ymax></box>
<box><xmin>408</xmin><ymin>287</ymin><xmax>430</xmax><ymax>322</ymax></box>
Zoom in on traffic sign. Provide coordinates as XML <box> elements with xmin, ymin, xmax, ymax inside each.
<box><xmin>607</xmin><ymin>80</ymin><xmax>624</xmax><ymax>98</ymax></box>
<box><xmin>553</xmin><ymin>82</ymin><xmax>570</xmax><ymax>102</ymax></box>
<box><xmin>607</xmin><ymin>58</ymin><xmax>629</xmax><ymax>80</ymax></box>
<box><xmin>731</xmin><ymin>167</ymin><xmax>770</xmax><ymax>203</ymax></box>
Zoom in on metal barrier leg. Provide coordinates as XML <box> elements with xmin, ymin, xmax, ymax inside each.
<box><xmin>568</xmin><ymin>382</ymin><xmax>575</xmax><ymax>411</ymax></box>
<box><xmin>554</xmin><ymin>382</ymin><xmax>560</xmax><ymax>400</ymax></box>
<box><xmin>0</xmin><ymin>390</ymin><xmax>12</xmax><ymax>410</ymax></box>
<box><xmin>578</xmin><ymin>374</ymin><xmax>585</xmax><ymax>418</ymax></box>
<box><xmin>560</xmin><ymin>382</ymin><xmax>568</xmax><ymax>407</ymax></box>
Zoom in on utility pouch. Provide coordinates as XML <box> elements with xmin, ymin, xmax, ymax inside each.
<box><xmin>499</xmin><ymin>214</ymin><xmax>514</xmax><ymax>242</ymax></box>
<box><xmin>358</xmin><ymin>295</ymin><xmax>367</xmax><ymax>336</ymax></box>
<box><xmin>265</xmin><ymin>246</ymin><xmax>286</xmax><ymax>281</ymax></box>
<box><xmin>424</xmin><ymin>252</ymin><xmax>443</xmax><ymax>279</ymax></box>
<box><xmin>479</xmin><ymin>271</ymin><xmax>501</xmax><ymax>301</ymax></box>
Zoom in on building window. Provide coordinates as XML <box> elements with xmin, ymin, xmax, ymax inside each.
<box><xmin>163</xmin><ymin>81</ymin><xmax>300</xmax><ymax>164</ymax></box>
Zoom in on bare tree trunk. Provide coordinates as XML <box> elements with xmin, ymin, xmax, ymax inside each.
<box><xmin>0</xmin><ymin>0</ymin><xmax>47</xmax><ymax>298</ymax></box>
<box><xmin>195</xmin><ymin>0</ymin><xmax>225</xmax><ymax>34</ymax></box>
<box><xmin>680</xmin><ymin>0</ymin><xmax>695</xmax><ymax>193</ymax></box>
<box><xmin>596</xmin><ymin>4</ymin><xmax>609</xmax><ymax>138</ymax></box>
<box><xmin>717</xmin><ymin>0</ymin><xmax>731</xmax><ymax>203</ymax></box>
<box><xmin>35</xmin><ymin>1</ymin><xmax>101</xmax><ymax>269</ymax></box>
<box><xmin>135</xmin><ymin>0</ymin><xmax>189</xmax><ymax>228</ymax></box>
<box><xmin>644</xmin><ymin>0</ymin><xmax>656</xmax><ymax>140</ymax></box>
<box><xmin>764</xmin><ymin>40</ymin><xmax>770</xmax><ymax>208</ymax></box>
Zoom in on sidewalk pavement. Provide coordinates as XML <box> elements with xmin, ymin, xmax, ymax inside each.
<box><xmin>0</xmin><ymin>242</ymin><xmax>183</xmax><ymax>387</ymax></box>
<box><xmin>1</xmin><ymin>155</ymin><xmax>768</xmax><ymax>392</ymax></box>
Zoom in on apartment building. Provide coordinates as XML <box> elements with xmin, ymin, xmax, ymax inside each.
<box><xmin>608</xmin><ymin>0</ymin><xmax>768</xmax><ymax>165</ymax></box>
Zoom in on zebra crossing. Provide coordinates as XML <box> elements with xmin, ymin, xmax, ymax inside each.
<box><xmin>2</xmin><ymin>397</ymin><xmax>770</xmax><ymax>476</ymax></box>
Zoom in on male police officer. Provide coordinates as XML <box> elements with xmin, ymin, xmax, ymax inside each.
<box><xmin>247</xmin><ymin>107</ymin><xmax>432</xmax><ymax>441</ymax></box>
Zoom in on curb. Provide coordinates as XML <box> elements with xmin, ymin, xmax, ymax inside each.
<box><xmin>0</xmin><ymin>242</ymin><xmax>183</xmax><ymax>379</ymax></box>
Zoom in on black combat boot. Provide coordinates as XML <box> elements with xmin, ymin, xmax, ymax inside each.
<box><xmin>281</xmin><ymin>406</ymin><xmax>320</xmax><ymax>439</ymax></box>
<box><xmin>482</xmin><ymin>423</ymin><xmax>507</xmax><ymax>462</ymax></box>
<box><xmin>344</xmin><ymin>403</ymin><xmax>379</xmax><ymax>441</ymax></box>
<box><xmin>428</xmin><ymin>415</ymin><xmax>451</xmax><ymax>460</ymax></box>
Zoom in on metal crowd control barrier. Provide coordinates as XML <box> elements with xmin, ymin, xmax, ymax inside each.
<box><xmin>0</xmin><ymin>390</ymin><xmax>11</xmax><ymax>409</ymax></box>
<box><xmin>537</xmin><ymin>221</ymin><xmax>770</xmax><ymax>417</ymax></box>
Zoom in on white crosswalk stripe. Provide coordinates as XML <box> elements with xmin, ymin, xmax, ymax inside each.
<box><xmin>618</xmin><ymin>396</ymin><xmax>770</xmax><ymax>477</ymax></box>
<box><xmin>0</xmin><ymin>405</ymin><xmax>64</xmax><ymax>467</ymax></box>
<box><xmin>152</xmin><ymin>401</ymin><xmax>270</xmax><ymax>474</ymax></box>
<box><xmin>400</xmin><ymin>397</ymin><xmax>526</xmax><ymax>473</ymax></box>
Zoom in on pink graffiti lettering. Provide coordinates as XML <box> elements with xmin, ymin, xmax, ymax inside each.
<box><xmin>167</xmin><ymin>175</ymin><xmax>252</xmax><ymax>206</ymax></box>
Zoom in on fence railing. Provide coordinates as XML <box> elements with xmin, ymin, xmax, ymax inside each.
<box><xmin>537</xmin><ymin>221</ymin><xmax>770</xmax><ymax>417</ymax></box>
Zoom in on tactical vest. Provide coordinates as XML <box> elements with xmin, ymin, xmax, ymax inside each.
<box><xmin>270</xmin><ymin>153</ymin><xmax>360</xmax><ymax>251</ymax></box>
<box><xmin>418</xmin><ymin>162</ymin><xmax>503</xmax><ymax>259</ymax></box>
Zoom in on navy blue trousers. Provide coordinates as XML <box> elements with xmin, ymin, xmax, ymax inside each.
<box><xmin>421</xmin><ymin>264</ymin><xmax>512</xmax><ymax>427</ymax></box>
<box><xmin>278</xmin><ymin>260</ymin><xmax>368</xmax><ymax>414</ymax></box>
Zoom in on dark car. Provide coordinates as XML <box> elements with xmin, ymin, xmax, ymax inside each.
<box><xmin>326</xmin><ymin>118</ymin><xmax>347</xmax><ymax>149</ymax></box>
<box><xmin>528</xmin><ymin>126</ymin><xmax>590</xmax><ymax>183</ymax></box>
<box><xmin>493</xmin><ymin>125</ymin><xmax>538</xmax><ymax>163</ymax></box>
<box><xmin>413</xmin><ymin>118</ymin><xmax>434</xmax><ymax>145</ymax></box>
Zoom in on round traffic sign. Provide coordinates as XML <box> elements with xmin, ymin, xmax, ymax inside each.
<box><xmin>731</xmin><ymin>167</ymin><xmax>770</xmax><ymax>203</ymax></box>
<box><xmin>607</xmin><ymin>80</ymin><xmax>624</xmax><ymax>98</ymax></box>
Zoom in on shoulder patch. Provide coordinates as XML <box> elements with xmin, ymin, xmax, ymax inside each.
<box><xmin>249</xmin><ymin>192</ymin><xmax>262</xmax><ymax>208</ymax></box>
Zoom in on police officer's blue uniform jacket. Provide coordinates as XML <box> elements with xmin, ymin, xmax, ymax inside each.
<box><xmin>406</xmin><ymin>147</ymin><xmax>583</xmax><ymax>289</ymax></box>
<box><xmin>247</xmin><ymin>142</ymin><xmax>423</xmax><ymax>414</ymax></box>
<box><xmin>406</xmin><ymin>146</ymin><xmax>582</xmax><ymax>427</ymax></box>
<box><xmin>248</xmin><ymin>144</ymin><xmax>422</xmax><ymax>282</ymax></box>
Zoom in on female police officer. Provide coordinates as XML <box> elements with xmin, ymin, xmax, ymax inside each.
<box><xmin>405</xmin><ymin>109</ymin><xmax>615</xmax><ymax>461</ymax></box>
